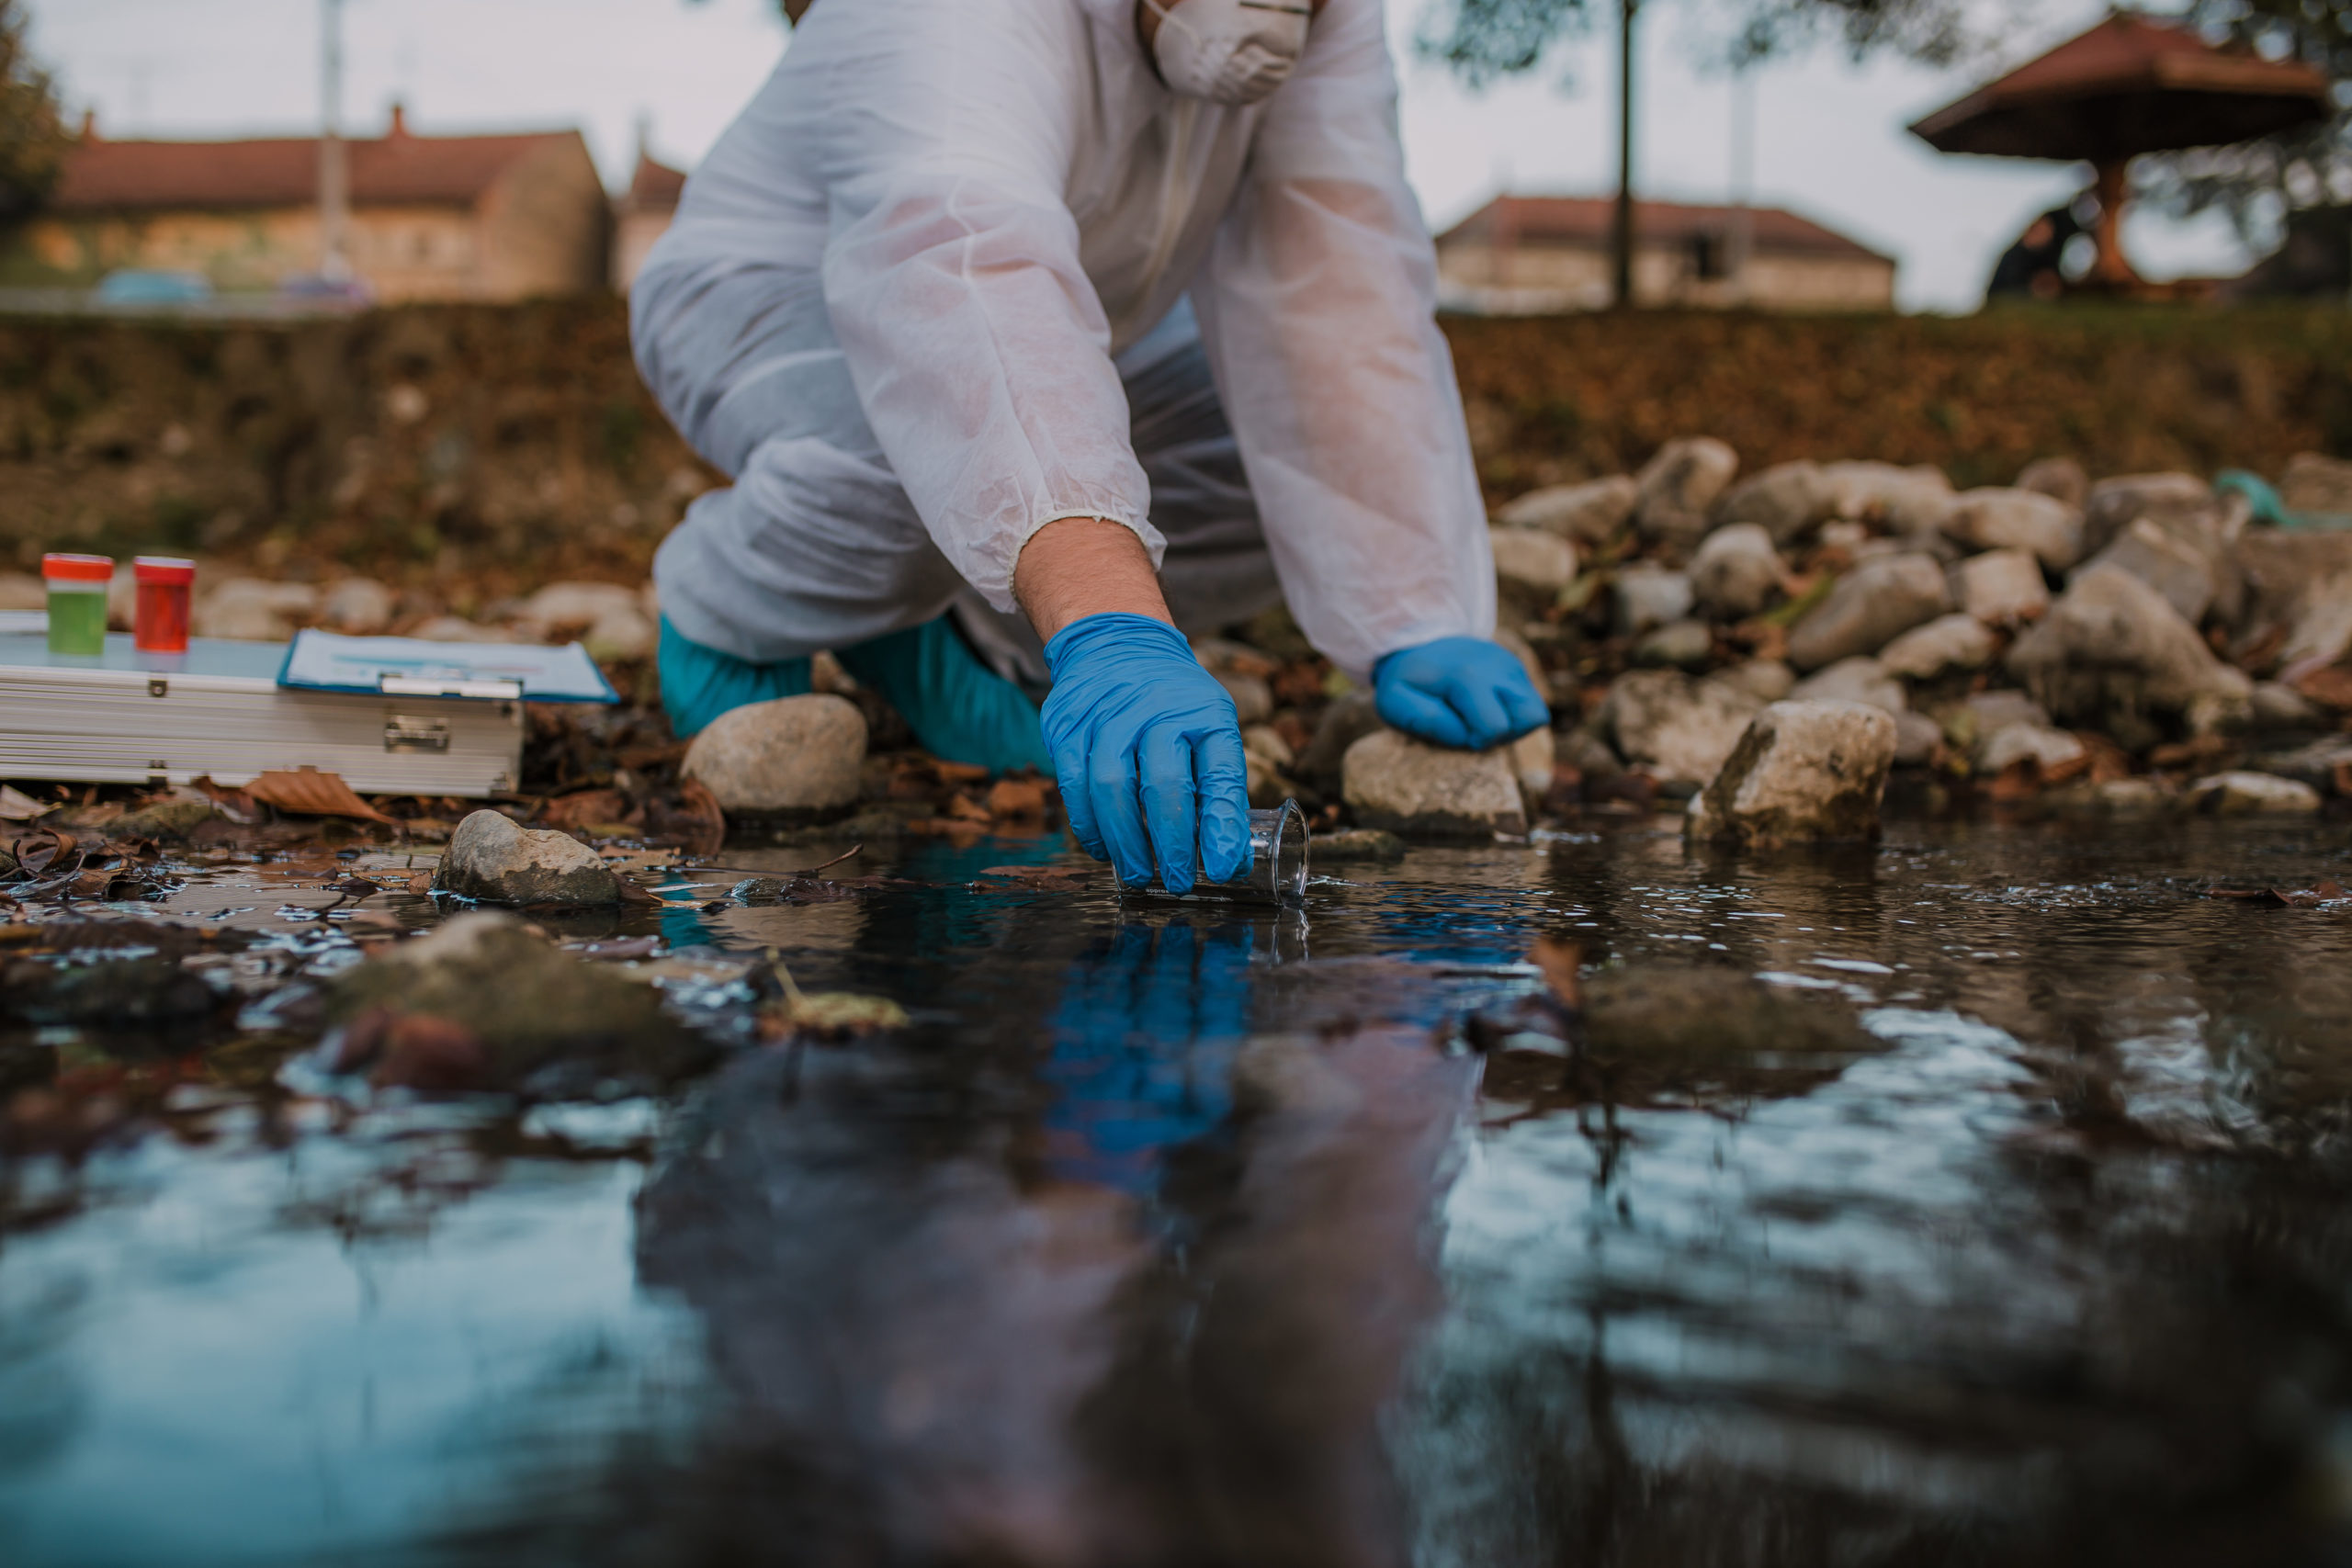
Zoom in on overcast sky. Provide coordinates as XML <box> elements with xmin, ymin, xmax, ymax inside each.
<box><xmin>29</xmin><ymin>0</ymin><xmax>2255</xmax><ymax>312</ymax></box>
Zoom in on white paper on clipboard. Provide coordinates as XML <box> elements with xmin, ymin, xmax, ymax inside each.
<box><xmin>277</xmin><ymin>630</ymin><xmax>617</xmax><ymax>703</ymax></box>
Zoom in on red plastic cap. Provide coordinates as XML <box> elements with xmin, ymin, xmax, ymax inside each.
<box><xmin>134</xmin><ymin>556</ymin><xmax>197</xmax><ymax>584</ymax></box>
<box><xmin>41</xmin><ymin>552</ymin><xmax>114</xmax><ymax>582</ymax></box>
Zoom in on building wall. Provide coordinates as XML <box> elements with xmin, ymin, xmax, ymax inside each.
<box><xmin>476</xmin><ymin>139</ymin><xmax>612</xmax><ymax>301</ymax></box>
<box><xmin>1437</xmin><ymin>238</ymin><xmax>1894</xmax><ymax>313</ymax></box>
<box><xmin>610</xmin><ymin>209</ymin><xmax>673</xmax><ymax>293</ymax></box>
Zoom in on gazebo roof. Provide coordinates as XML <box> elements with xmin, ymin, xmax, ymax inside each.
<box><xmin>1909</xmin><ymin>10</ymin><xmax>2329</xmax><ymax>164</ymax></box>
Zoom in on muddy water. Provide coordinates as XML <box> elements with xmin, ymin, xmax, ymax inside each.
<box><xmin>5</xmin><ymin>818</ymin><xmax>2352</xmax><ymax>1566</ymax></box>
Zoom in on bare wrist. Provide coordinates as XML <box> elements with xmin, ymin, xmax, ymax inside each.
<box><xmin>1013</xmin><ymin>516</ymin><xmax>1174</xmax><ymax>642</ymax></box>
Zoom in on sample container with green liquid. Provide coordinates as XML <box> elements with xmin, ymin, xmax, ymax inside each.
<box><xmin>42</xmin><ymin>553</ymin><xmax>114</xmax><ymax>655</ymax></box>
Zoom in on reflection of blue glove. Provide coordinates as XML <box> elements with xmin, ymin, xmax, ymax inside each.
<box><xmin>1374</xmin><ymin>637</ymin><xmax>1550</xmax><ymax>751</ymax></box>
<box><xmin>1042</xmin><ymin>613</ymin><xmax>1250</xmax><ymax>896</ymax></box>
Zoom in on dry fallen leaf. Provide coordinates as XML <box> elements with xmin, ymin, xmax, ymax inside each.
<box><xmin>244</xmin><ymin>768</ymin><xmax>396</xmax><ymax>825</ymax></box>
<box><xmin>2293</xmin><ymin>664</ymin><xmax>2352</xmax><ymax>712</ymax></box>
<box><xmin>0</xmin><ymin>784</ymin><xmax>54</xmax><ymax>821</ymax></box>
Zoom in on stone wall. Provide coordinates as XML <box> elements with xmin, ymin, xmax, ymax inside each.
<box><xmin>0</xmin><ymin>298</ymin><xmax>2344</xmax><ymax>601</ymax></box>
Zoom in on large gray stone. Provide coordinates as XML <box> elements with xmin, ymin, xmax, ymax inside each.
<box><xmin>2007</xmin><ymin>564</ymin><xmax>2253</xmax><ymax>728</ymax></box>
<box><xmin>2075</xmin><ymin>515</ymin><xmax>2215</xmax><ymax>625</ymax></box>
<box><xmin>1707</xmin><ymin>659</ymin><xmax>1796</xmax><ymax>703</ymax></box>
<box><xmin>1341</xmin><ymin>729</ymin><xmax>1527</xmax><ymax>837</ymax></box>
<box><xmin>1952</xmin><ymin>547</ymin><xmax>2049</xmax><ymax>627</ymax></box>
<box><xmin>1792</xmin><ymin>655</ymin><xmax>1906</xmax><ymax>714</ymax></box>
<box><xmin>1296</xmin><ymin>689</ymin><xmax>1384</xmax><ymax>788</ymax></box>
<box><xmin>2016</xmin><ymin>456</ymin><xmax>2088</xmax><ymax>509</ymax></box>
<box><xmin>1713</xmin><ymin>461</ymin><xmax>1834</xmax><ymax>545</ymax></box>
<box><xmin>1877</xmin><ymin>613</ymin><xmax>1996</xmax><ymax>681</ymax></box>
<box><xmin>1817</xmin><ymin>461</ymin><xmax>1954</xmax><ymax>536</ymax></box>
<box><xmin>1494</xmin><ymin>475</ymin><xmax>1638</xmax><ymax>544</ymax></box>
<box><xmin>320</xmin><ymin>577</ymin><xmax>397</xmax><ymax>636</ymax></box>
<box><xmin>1939</xmin><ymin>488</ymin><xmax>2085</xmax><ymax>570</ymax></box>
<box><xmin>1600</xmin><ymin>669</ymin><xmax>1764</xmax><ymax>788</ymax></box>
<box><xmin>435</xmin><ymin>809</ymin><xmax>623</xmax><ymax>905</ymax></box>
<box><xmin>1977</xmin><ymin>724</ymin><xmax>2086</xmax><ymax>778</ymax></box>
<box><xmin>682</xmin><ymin>694</ymin><xmax>866</xmax><ymax>814</ymax></box>
<box><xmin>2081</xmin><ymin>472</ymin><xmax>2211</xmax><ymax>558</ymax></box>
<box><xmin>1490</xmin><ymin>525</ymin><xmax>1580</xmax><ymax>613</ymax></box>
<box><xmin>1689</xmin><ymin>523</ymin><xmax>1784</xmax><ymax>620</ymax></box>
<box><xmin>1634</xmin><ymin>437</ymin><xmax>1740</xmax><ymax>553</ymax></box>
<box><xmin>1786</xmin><ymin>552</ymin><xmax>1951</xmax><ymax>671</ymax></box>
<box><xmin>1633</xmin><ymin>619</ymin><xmax>1715</xmax><ymax>670</ymax></box>
<box><xmin>2188</xmin><ymin>771</ymin><xmax>2324</xmax><ymax>815</ymax></box>
<box><xmin>1613</xmin><ymin>564</ymin><xmax>1695</xmax><ymax>637</ymax></box>
<box><xmin>1685</xmin><ymin>699</ymin><xmax>1898</xmax><ymax>847</ymax></box>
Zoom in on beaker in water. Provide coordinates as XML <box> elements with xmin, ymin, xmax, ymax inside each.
<box><xmin>1132</xmin><ymin>798</ymin><xmax>1310</xmax><ymax>906</ymax></box>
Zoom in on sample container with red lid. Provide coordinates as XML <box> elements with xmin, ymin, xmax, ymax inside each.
<box><xmin>133</xmin><ymin>556</ymin><xmax>197</xmax><ymax>654</ymax></box>
<box><xmin>41</xmin><ymin>553</ymin><xmax>114</xmax><ymax>656</ymax></box>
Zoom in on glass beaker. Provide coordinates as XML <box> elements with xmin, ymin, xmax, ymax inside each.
<box><xmin>1131</xmin><ymin>798</ymin><xmax>1310</xmax><ymax>906</ymax></box>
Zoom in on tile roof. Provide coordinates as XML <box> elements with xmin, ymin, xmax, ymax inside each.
<box><xmin>619</xmin><ymin>152</ymin><xmax>687</xmax><ymax>215</ymax></box>
<box><xmin>53</xmin><ymin>126</ymin><xmax>589</xmax><ymax>213</ymax></box>
<box><xmin>1435</xmin><ymin>196</ymin><xmax>1894</xmax><ymax>264</ymax></box>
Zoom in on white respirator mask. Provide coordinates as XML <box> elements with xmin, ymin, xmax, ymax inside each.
<box><xmin>1143</xmin><ymin>0</ymin><xmax>1313</xmax><ymax>106</ymax></box>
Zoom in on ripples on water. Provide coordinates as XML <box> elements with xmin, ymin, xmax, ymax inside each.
<box><xmin>4</xmin><ymin>818</ymin><xmax>2352</xmax><ymax>1565</ymax></box>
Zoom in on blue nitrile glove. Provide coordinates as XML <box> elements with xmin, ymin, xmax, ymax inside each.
<box><xmin>1041</xmin><ymin>613</ymin><xmax>1250</xmax><ymax>896</ymax></box>
<box><xmin>1373</xmin><ymin>637</ymin><xmax>1551</xmax><ymax>750</ymax></box>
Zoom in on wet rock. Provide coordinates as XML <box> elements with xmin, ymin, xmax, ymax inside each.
<box><xmin>1510</xmin><ymin>726</ymin><xmax>1556</xmax><ymax>810</ymax></box>
<box><xmin>1787</xmin><ymin>552</ymin><xmax>1951</xmax><ymax>671</ymax></box>
<box><xmin>435</xmin><ymin>809</ymin><xmax>622</xmax><ymax>904</ymax></box>
<box><xmin>1340</xmin><ymin>729</ymin><xmax>1526</xmax><ymax>838</ymax></box>
<box><xmin>1633</xmin><ymin>618</ymin><xmax>1714</xmax><ymax>671</ymax></box>
<box><xmin>1939</xmin><ymin>488</ymin><xmax>2084</xmax><ymax>570</ymax></box>
<box><xmin>582</xmin><ymin>603</ymin><xmax>658</xmax><ymax>662</ymax></box>
<box><xmin>1713</xmin><ymin>461</ymin><xmax>1833</xmax><ymax>545</ymax></box>
<box><xmin>2007</xmin><ymin>564</ymin><xmax>2252</xmax><ymax>728</ymax></box>
<box><xmin>2016</xmin><ymin>456</ymin><xmax>2089</xmax><ymax>509</ymax></box>
<box><xmin>1707</xmin><ymin>659</ymin><xmax>1796</xmax><ymax>704</ymax></box>
<box><xmin>1685</xmin><ymin>699</ymin><xmax>1898</xmax><ymax>847</ymax></box>
<box><xmin>1956</xmin><ymin>688</ymin><xmax>2052</xmax><ymax>739</ymax></box>
<box><xmin>1583</xmin><ymin>964</ymin><xmax>1878</xmax><ymax>1068</ymax></box>
<box><xmin>2188</xmin><ymin>771</ymin><xmax>2323</xmax><ymax>815</ymax></box>
<box><xmin>1792</xmin><ymin>656</ymin><xmax>1905</xmax><ymax>714</ymax></box>
<box><xmin>1893</xmin><ymin>711</ymin><xmax>1944</xmax><ymax>767</ymax></box>
<box><xmin>1600</xmin><ymin>669</ymin><xmax>1764</xmax><ymax>789</ymax></box>
<box><xmin>1489</xmin><ymin>526</ymin><xmax>1578</xmax><ymax>613</ymax></box>
<box><xmin>1953</xmin><ymin>547</ymin><xmax>2049</xmax><ymax>627</ymax></box>
<box><xmin>2252</xmin><ymin>735</ymin><xmax>2352</xmax><ymax>794</ymax></box>
<box><xmin>1977</xmin><ymin>724</ymin><xmax>2086</xmax><ymax>778</ymax></box>
<box><xmin>1613</xmin><ymin>563</ymin><xmax>1695</xmax><ymax>637</ymax></box>
<box><xmin>2076</xmin><ymin>515</ymin><xmax>2219</xmax><ymax>626</ymax></box>
<box><xmin>1296</xmin><ymin>689</ymin><xmax>1384</xmax><ymax>789</ymax></box>
<box><xmin>320</xmin><ymin>578</ymin><xmax>397</xmax><ymax>636</ymax></box>
<box><xmin>2282</xmin><ymin>453</ymin><xmax>2352</xmax><ymax>515</ymax></box>
<box><xmin>1494</xmin><ymin>475</ymin><xmax>1637</xmax><ymax>544</ymax></box>
<box><xmin>1690</xmin><ymin>523</ymin><xmax>1783</xmax><ymax>620</ymax></box>
<box><xmin>2081</xmin><ymin>472</ymin><xmax>2211</xmax><ymax>558</ymax></box>
<box><xmin>192</xmin><ymin>578</ymin><xmax>320</xmax><ymax>641</ymax></box>
<box><xmin>1242</xmin><ymin>723</ymin><xmax>1298</xmax><ymax>807</ymax></box>
<box><xmin>1</xmin><ymin>952</ymin><xmax>227</xmax><ymax>1032</ymax></box>
<box><xmin>1310</xmin><ymin>828</ymin><xmax>1405</xmax><ymax>863</ymax></box>
<box><xmin>1878</xmin><ymin>613</ymin><xmax>1995</xmax><ymax>681</ymax></box>
<box><xmin>1241</xmin><ymin>724</ymin><xmax>1295</xmax><ymax>772</ymax></box>
<box><xmin>682</xmin><ymin>694</ymin><xmax>866</xmax><ymax>815</ymax></box>
<box><xmin>1213</xmin><ymin>670</ymin><xmax>1275</xmax><ymax>726</ymax></box>
<box><xmin>112</xmin><ymin>794</ymin><xmax>220</xmax><ymax>840</ymax></box>
<box><xmin>325</xmin><ymin>911</ymin><xmax>702</xmax><ymax>1093</ymax></box>
<box><xmin>1634</xmin><ymin>437</ymin><xmax>1739</xmax><ymax>553</ymax></box>
<box><xmin>2252</xmin><ymin>682</ymin><xmax>2330</xmax><ymax>731</ymax></box>
<box><xmin>2046</xmin><ymin>775</ymin><xmax>2178</xmax><ymax>817</ymax></box>
<box><xmin>1818</xmin><ymin>460</ymin><xmax>1954</xmax><ymax>536</ymax></box>
<box><xmin>1491</xmin><ymin>626</ymin><xmax>1549</xmax><ymax>694</ymax></box>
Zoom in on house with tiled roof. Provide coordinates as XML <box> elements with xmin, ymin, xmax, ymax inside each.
<box><xmin>1435</xmin><ymin>194</ymin><xmax>1897</xmax><ymax>313</ymax></box>
<box><xmin>611</xmin><ymin>148</ymin><xmax>687</xmax><ymax>293</ymax></box>
<box><xmin>5</xmin><ymin>106</ymin><xmax>610</xmax><ymax>301</ymax></box>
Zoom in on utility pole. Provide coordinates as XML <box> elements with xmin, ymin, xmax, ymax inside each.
<box><xmin>319</xmin><ymin>0</ymin><xmax>350</xmax><ymax>282</ymax></box>
<box><xmin>1611</xmin><ymin>0</ymin><xmax>1638</xmax><ymax>310</ymax></box>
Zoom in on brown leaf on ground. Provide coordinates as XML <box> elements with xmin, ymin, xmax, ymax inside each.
<box><xmin>976</xmin><ymin>863</ymin><xmax>1091</xmax><ymax>889</ymax></box>
<box><xmin>2076</xmin><ymin>732</ymin><xmax>2134</xmax><ymax>785</ymax></box>
<box><xmin>945</xmin><ymin>792</ymin><xmax>993</xmax><ymax>824</ymax></box>
<box><xmin>2335</xmin><ymin>761</ymin><xmax>2352</xmax><ymax>799</ymax></box>
<box><xmin>2295</xmin><ymin>664</ymin><xmax>2352</xmax><ymax>712</ymax></box>
<box><xmin>1530</xmin><ymin>937</ymin><xmax>1583</xmax><ymax>1010</ymax></box>
<box><xmin>933</xmin><ymin>760</ymin><xmax>990</xmax><ymax>785</ymax></box>
<box><xmin>244</xmin><ymin>768</ymin><xmax>396</xmax><ymax>824</ymax></box>
<box><xmin>2207</xmin><ymin>881</ymin><xmax>2349</xmax><ymax>908</ymax></box>
<box><xmin>0</xmin><ymin>784</ymin><xmax>54</xmax><ymax>821</ymax></box>
<box><xmin>7</xmin><ymin>827</ymin><xmax>75</xmax><ymax>876</ymax></box>
<box><xmin>1986</xmin><ymin>760</ymin><xmax>2044</xmax><ymax>801</ymax></box>
<box><xmin>675</xmin><ymin>779</ymin><xmax>725</xmax><ymax>856</ymax></box>
<box><xmin>187</xmin><ymin>775</ymin><xmax>261</xmax><ymax>822</ymax></box>
<box><xmin>542</xmin><ymin>788</ymin><xmax>637</xmax><ymax>831</ymax></box>
<box><xmin>2041</xmin><ymin>746</ymin><xmax>2094</xmax><ymax>788</ymax></box>
<box><xmin>2146</xmin><ymin>735</ymin><xmax>2235</xmax><ymax>772</ymax></box>
<box><xmin>985</xmin><ymin>775</ymin><xmax>1049</xmax><ymax>823</ymax></box>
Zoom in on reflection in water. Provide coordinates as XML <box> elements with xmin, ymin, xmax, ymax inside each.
<box><xmin>7</xmin><ymin>822</ymin><xmax>2352</xmax><ymax>1564</ymax></box>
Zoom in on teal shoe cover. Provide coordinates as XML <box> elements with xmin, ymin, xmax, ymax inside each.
<box><xmin>658</xmin><ymin>614</ymin><xmax>1051</xmax><ymax>775</ymax></box>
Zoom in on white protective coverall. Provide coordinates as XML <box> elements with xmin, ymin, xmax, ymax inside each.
<box><xmin>632</xmin><ymin>0</ymin><xmax>1497</xmax><ymax>685</ymax></box>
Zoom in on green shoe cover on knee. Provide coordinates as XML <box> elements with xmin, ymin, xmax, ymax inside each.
<box><xmin>838</xmin><ymin>616</ymin><xmax>1052</xmax><ymax>775</ymax></box>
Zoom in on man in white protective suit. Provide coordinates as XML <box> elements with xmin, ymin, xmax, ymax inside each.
<box><xmin>634</xmin><ymin>0</ymin><xmax>1549</xmax><ymax>895</ymax></box>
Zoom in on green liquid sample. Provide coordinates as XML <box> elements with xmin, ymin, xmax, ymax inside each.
<box><xmin>46</xmin><ymin>587</ymin><xmax>107</xmax><ymax>655</ymax></box>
